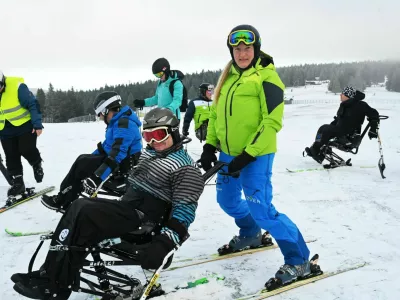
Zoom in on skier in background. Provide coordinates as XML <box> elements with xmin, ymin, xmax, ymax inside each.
<box><xmin>0</xmin><ymin>71</ymin><xmax>44</xmax><ymax>202</ymax></box>
<box><xmin>182</xmin><ymin>83</ymin><xmax>214</xmax><ymax>142</ymax></box>
<box><xmin>304</xmin><ymin>86</ymin><xmax>380</xmax><ymax>163</ymax></box>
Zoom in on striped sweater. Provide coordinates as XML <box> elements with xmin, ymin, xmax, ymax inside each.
<box><xmin>128</xmin><ymin>147</ymin><xmax>204</xmax><ymax>244</ymax></box>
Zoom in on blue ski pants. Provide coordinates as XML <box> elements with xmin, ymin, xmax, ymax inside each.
<box><xmin>216</xmin><ymin>151</ymin><xmax>310</xmax><ymax>265</ymax></box>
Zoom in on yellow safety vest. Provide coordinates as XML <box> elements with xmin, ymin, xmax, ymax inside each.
<box><xmin>0</xmin><ymin>77</ymin><xmax>31</xmax><ymax>130</ymax></box>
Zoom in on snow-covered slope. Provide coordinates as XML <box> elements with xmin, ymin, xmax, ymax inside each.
<box><xmin>0</xmin><ymin>85</ymin><xmax>399</xmax><ymax>300</ymax></box>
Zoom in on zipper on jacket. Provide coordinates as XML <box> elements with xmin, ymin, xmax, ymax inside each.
<box><xmin>224</xmin><ymin>75</ymin><xmax>242</xmax><ymax>155</ymax></box>
<box><xmin>251</xmin><ymin>126</ymin><xmax>264</xmax><ymax>145</ymax></box>
<box><xmin>229</xmin><ymin>83</ymin><xmax>241</xmax><ymax>116</ymax></box>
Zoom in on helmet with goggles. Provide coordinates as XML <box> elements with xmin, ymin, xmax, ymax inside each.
<box><xmin>227</xmin><ymin>24</ymin><xmax>261</xmax><ymax>67</ymax></box>
<box><xmin>199</xmin><ymin>83</ymin><xmax>214</xmax><ymax>98</ymax></box>
<box><xmin>93</xmin><ymin>91</ymin><xmax>122</xmax><ymax>118</ymax></box>
<box><xmin>142</xmin><ymin>107</ymin><xmax>180</xmax><ymax>145</ymax></box>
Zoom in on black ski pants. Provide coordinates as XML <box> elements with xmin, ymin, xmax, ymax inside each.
<box><xmin>0</xmin><ymin>131</ymin><xmax>41</xmax><ymax>176</ymax></box>
<box><xmin>42</xmin><ymin>190</ymin><xmax>169</xmax><ymax>288</ymax></box>
<box><xmin>313</xmin><ymin>124</ymin><xmax>347</xmax><ymax>151</ymax></box>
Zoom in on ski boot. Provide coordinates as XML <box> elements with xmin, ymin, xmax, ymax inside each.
<box><xmin>265</xmin><ymin>254</ymin><xmax>323</xmax><ymax>291</ymax></box>
<box><xmin>304</xmin><ymin>146</ymin><xmax>325</xmax><ymax>164</ymax></box>
<box><xmin>7</xmin><ymin>175</ymin><xmax>25</xmax><ymax>197</ymax></box>
<box><xmin>41</xmin><ymin>194</ymin><xmax>66</xmax><ymax>213</ymax></box>
<box><xmin>32</xmin><ymin>161</ymin><xmax>44</xmax><ymax>183</ymax></box>
<box><xmin>6</xmin><ymin>175</ymin><xmax>26</xmax><ymax>206</ymax></box>
<box><xmin>13</xmin><ymin>278</ymin><xmax>71</xmax><ymax>300</ymax></box>
<box><xmin>218</xmin><ymin>231</ymin><xmax>273</xmax><ymax>255</ymax></box>
<box><xmin>11</xmin><ymin>269</ymin><xmax>45</xmax><ymax>284</ymax></box>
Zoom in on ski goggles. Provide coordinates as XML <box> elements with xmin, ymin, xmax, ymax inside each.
<box><xmin>206</xmin><ymin>84</ymin><xmax>215</xmax><ymax>91</ymax></box>
<box><xmin>142</xmin><ymin>126</ymin><xmax>170</xmax><ymax>143</ymax></box>
<box><xmin>154</xmin><ymin>71</ymin><xmax>164</xmax><ymax>78</ymax></box>
<box><xmin>228</xmin><ymin>30</ymin><xmax>256</xmax><ymax>46</ymax></box>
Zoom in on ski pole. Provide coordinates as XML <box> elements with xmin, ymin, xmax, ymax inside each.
<box><xmin>0</xmin><ymin>153</ymin><xmax>13</xmax><ymax>185</ymax></box>
<box><xmin>90</xmin><ymin>174</ymin><xmax>112</xmax><ymax>198</ymax></box>
<box><xmin>139</xmin><ymin>246</ymin><xmax>179</xmax><ymax>300</ymax></box>
<box><xmin>377</xmin><ymin>132</ymin><xmax>386</xmax><ymax>179</ymax></box>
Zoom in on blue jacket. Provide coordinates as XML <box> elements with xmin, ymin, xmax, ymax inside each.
<box><xmin>93</xmin><ymin>105</ymin><xmax>142</xmax><ymax>180</ymax></box>
<box><xmin>0</xmin><ymin>83</ymin><xmax>43</xmax><ymax>139</ymax></box>
<box><xmin>144</xmin><ymin>70</ymin><xmax>183</xmax><ymax>120</ymax></box>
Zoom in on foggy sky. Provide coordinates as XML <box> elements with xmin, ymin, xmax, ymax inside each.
<box><xmin>1</xmin><ymin>0</ymin><xmax>399</xmax><ymax>90</ymax></box>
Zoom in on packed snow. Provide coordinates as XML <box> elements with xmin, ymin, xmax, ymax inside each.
<box><xmin>1</xmin><ymin>84</ymin><xmax>399</xmax><ymax>300</ymax></box>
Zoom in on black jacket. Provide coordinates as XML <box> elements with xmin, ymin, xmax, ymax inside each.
<box><xmin>331</xmin><ymin>91</ymin><xmax>379</xmax><ymax>134</ymax></box>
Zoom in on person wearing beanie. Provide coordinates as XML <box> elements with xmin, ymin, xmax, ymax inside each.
<box><xmin>0</xmin><ymin>70</ymin><xmax>44</xmax><ymax>204</ymax></box>
<box><xmin>133</xmin><ymin>58</ymin><xmax>186</xmax><ymax>120</ymax></box>
<box><xmin>199</xmin><ymin>24</ymin><xmax>312</xmax><ymax>286</ymax></box>
<box><xmin>305</xmin><ymin>85</ymin><xmax>380</xmax><ymax>164</ymax></box>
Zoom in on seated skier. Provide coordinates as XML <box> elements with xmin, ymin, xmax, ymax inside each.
<box><xmin>41</xmin><ymin>91</ymin><xmax>142</xmax><ymax>212</ymax></box>
<box><xmin>305</xmin><ymin>86</ymin><xmax>380</xmax><ymax>163</ymax></box>
<box><xmin>182</xmin><ymin>83</ymin><xmax>214</xmax><ymax>142</ymax></box>
<box><xmin>11</xmin><ymin>107</ymin><xmax>205</xmax><ymax>300</ymax></box>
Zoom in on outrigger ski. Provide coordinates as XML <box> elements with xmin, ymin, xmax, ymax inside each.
<box><xmin>0</xmin><ymin>186</ymin><xmax>55</xmax><ymax>214</ymax></box>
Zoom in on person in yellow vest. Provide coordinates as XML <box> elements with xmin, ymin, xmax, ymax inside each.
<box><xmin>182</xmin><ymin>83</ymin><xmax>214</xmax><ymax>142</ymax></box>
<box><xmin>0</xmin><ymin>71</ymin><xmax>44</xmax><ymax>198</ymax></box>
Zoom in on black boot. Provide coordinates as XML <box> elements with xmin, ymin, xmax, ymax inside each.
<box><xmin>309</xmin><ymin>146</ymin><xmax>325</xmax><ymax>164</ymax></box>
<box><xmin>41</xmin><ymin>194</ymin><xmax>66</xmax><ymax>213</ymax></box>
<box><xmin>32</xmin><ymin>161</ymin><xmax>44</xmax><ymax>183</ymax></box>
<box><xmin>7</xmin><ymin>175</ymin><xmax>26</xmax><ymax>197</ymax></box>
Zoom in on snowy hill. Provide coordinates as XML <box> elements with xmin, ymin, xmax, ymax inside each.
<box><xmin>0</xmin><ymin>85</ymin><xmax>399</xmax><ymax>299</ymax></box>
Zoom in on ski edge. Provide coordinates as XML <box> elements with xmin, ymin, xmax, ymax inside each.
<box><xmin>286</xmin><ymin>166</ymin><xmax>375</xmax><ymax>173</ymax></box>
<box><xmin>236</xmin><ymin>261</ymin><xmax>369</xmax><ymax>300</ymax></box>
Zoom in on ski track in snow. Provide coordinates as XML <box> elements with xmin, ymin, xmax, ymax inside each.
<box><xmin>1</xmin><ymin>84</ymin><xmax>400</xmax><ymax>299</ymax></box>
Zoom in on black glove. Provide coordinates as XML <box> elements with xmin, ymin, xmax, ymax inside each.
<box><xmin>133</xmin><ymin>99</ymin><xmax>145</xmax><ymax>109</ymax></box>
<box><xmin>140</xmin><ymin>234</ymin><xmax>175</xmax><ymax>270</ymax></box>
<box><xmin>368</xmin><ymin>127</ymin><xmax>378</xmax><ymax>139</ymax></box>
<box><xmin>228</xmin><ymin>151</ymin><xmax>256</xmax><ymax>178</ymax></box>
<box><xmin>182</xmin><ymin>122</ymin><xmax>190</xmax><ymax>137</ymax></box>
<box><xmin>200</xmin><ymin>144</ymin><xmax>217</xmax><ymax>171</ymax></box>
<box><xmin>83</xmin><ymin>174</ymin><xmax>102</xmax><ymax>196</ymax></box>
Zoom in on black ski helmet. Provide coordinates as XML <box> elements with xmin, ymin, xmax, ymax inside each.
<box><xmin>152</xmin><ymin>58</ymin><xmax>170</xmax><ymax>75</ymax></box>
<box><xmin>227</xmin><ymin>24</ymin><xmax>262</xmax><ymax>68</ymax></box>
<box><xmin>93</xmin><ymin>91</ymin><xmax>122</xmax><ymax>120</ymax></box>
<box><xmin>143</xmin><ymin>107</ymin><xmax>180</xmax><ymax>144</ymax></box>
<box><xmin>199</xmin><ymin>83</ymin><xmax>214</xmax><ymax>98</ymax></box>
<box><xmin>0</xmin><ymin>70</ymin><xmax>5</xmax><ymax>90</ymax></box>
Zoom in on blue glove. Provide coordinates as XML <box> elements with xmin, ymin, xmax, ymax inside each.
<box><xmin>83</xmin><ymin>174</ymin><xmax>102</xmax><ymax>196</ymax></box>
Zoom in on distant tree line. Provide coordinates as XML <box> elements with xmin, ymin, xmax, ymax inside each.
<box><xmin>36</xmin><ymin>60</ymin><xmax>400</xmax><ymax>122</ymax></box>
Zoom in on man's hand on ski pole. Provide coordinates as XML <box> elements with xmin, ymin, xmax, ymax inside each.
<box><xmin>83</xmin><ymin>174</ymin><xmax>102</xmax><ymax>197</ymax></box>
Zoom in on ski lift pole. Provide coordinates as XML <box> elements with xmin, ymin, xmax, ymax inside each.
<box><xmin>377</xmin><ymin>132</ymin><xmax>386</xmax><ymax>179</ymax></box>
